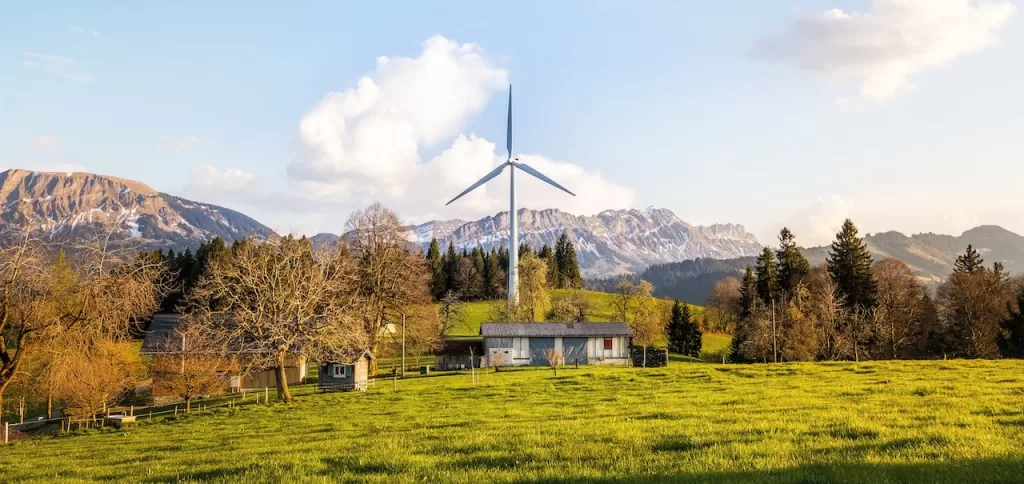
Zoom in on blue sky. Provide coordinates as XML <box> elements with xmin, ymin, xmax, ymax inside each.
<box><xmin>2</xmin><ymin>1</ymin><xmax>1022</xmax><ymax>245</ymax></box>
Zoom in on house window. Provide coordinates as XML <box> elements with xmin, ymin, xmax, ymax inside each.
<box><xmin>604</xmin><ymin>338</ymin><xmax>614</xmax><ymax>350</ymax></box>
<box><xmin>332</xmin><ymin>365</ymin><xmax>347</xmax><ymax>378</ymax></box>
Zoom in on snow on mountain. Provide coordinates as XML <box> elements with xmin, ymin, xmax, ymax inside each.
<box><xmin>412</xmin><ymin>207</ymin><xmax>763</xmax><ymax>277</ymax></box>
<box><xmin>0</xmin><ymin>169</ymin><xmax>275</xmax><ymax>248</ymax></box>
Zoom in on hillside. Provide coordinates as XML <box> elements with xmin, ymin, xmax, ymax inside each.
<box><xmin>444</xmin><ymin>289</ymin><xmax>704</xmax><ymax>337</ymax></box>
<box><xmin>3</xmin><ymin>360</ymin><xmax>1024</xmax><ymax>482</ymax></box>
<box><xmin>0</xmin><ymin>169</ymin><xmax>275</xmax><ymax>249</ymax></box>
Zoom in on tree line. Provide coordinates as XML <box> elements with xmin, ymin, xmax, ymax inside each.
<box><xmin>720</xmin><ymin>219</ymin><xmax>1024</xmax><ymax>362</ymax></box>
<box><xmin>426</xmin><ymin>232</ymin><xmax>583</xmax><ymax>302</ymax></box>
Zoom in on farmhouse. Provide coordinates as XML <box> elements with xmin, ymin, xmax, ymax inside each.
<box><xmin>480</xmin><ymin>322</ymin><xmax>631</xmax><ymax>366</ymax></box>
<box><xmin>140</xmin><ymin>314</ymin><xmax>308</xmax><ymax>400</ymax></box>
<box><xmin>317</xmin><ymin>349</ymin><xmax>374</xmax><ymax>392</ymax></box>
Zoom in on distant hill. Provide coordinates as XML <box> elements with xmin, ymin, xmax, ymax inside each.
<box><xmin>597</xmin><ymin>225</ymin><xmax>1024</xmax><ymax>304</ymax></box>
<box><xmin>0</xmin><ymin>169</ymin><xmax>275</xmax><ymax>249</ymax></box>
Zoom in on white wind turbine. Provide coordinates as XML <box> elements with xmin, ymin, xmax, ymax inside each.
<box><xmin>446</xmin><ymin>85</ymin><xmax>575</xmax><ymax>306</ymax></box>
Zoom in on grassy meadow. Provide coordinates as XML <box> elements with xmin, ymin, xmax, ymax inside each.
<box><xmin>3</xmin><ymin>358</ymin><xmax>1024</xmax><ymax>483</ymax></box>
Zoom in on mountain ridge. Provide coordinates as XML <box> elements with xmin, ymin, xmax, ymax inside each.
<box><xmin>0</xmin><ymin>169</ymin><xmax>275</xmax><ymax>248</ymax></box>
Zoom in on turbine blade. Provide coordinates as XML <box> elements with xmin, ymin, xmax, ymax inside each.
<box><xmin>445</xmin><ymin>163</ymin><xmax>509</xmax><ymax>206</ymax></box>
<box><xmin>506</xmin><ymin>85</ymin><xmax>513</xmax><ymax>160</ymax></box>
<box><xmin>511</xmin><ymin>161</ymin><xmax>576</xmax><ymax>197</ymax></box>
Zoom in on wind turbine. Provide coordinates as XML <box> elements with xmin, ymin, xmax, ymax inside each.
<box><xmin>446</xmin><ymin>85</ymin><xmax>575</xmax><ymax>306</ymax></box>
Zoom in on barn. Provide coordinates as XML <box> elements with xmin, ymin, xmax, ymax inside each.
<box><xmin>480</xmin><ymin>322</ymin><xmax>631</xmax><ymax>367</ymax></box>
<box><xmin>141</xmin><ymin>314</ymin><xmax>308</xmax><ymax>401</ymax></box>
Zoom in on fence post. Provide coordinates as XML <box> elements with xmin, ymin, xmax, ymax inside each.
<box><xmin>3</xmin><ymin>422</ymin><xmax>8</xmax><ymax>445</ymax></box>
<box><xmin>174</xmin><ymin>406</ymin><xmax>178</xmax><ymax>416</ymax></box>
<box><xmin>264</xmin><ymin>387</ymin><xmax>269</xmax><ymax>404</ymax></box>
<box><xmin>130</xmin><ymin>405</ymin><xmax>134</xmax><ymax>417</ymax></box>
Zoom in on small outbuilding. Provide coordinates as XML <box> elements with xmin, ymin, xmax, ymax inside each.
<box><xmin>480</xmin><ymin>322</ymin><xmax>632</xmax><ymax>367</ymax></box>
<box><xmin>318</xmin><ymin>350</ymin><xmax>374</xmax><ymax>392</ymax></box>
<box><xmin>434</xmin><ymin>339</ymin><xmax>484</xmax><ymax>371</ymax></box>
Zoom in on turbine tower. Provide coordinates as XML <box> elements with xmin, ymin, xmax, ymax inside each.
<box><xmin>446</xmin><ymin>85</ymin><xmax>575</xmax><ymax>306</ymax></box>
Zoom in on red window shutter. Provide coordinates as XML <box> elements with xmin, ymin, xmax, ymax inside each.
<box><xmin>604</xmin><ymin>338</ymin><xmax>613</xmax><ymax>350</ymax></box>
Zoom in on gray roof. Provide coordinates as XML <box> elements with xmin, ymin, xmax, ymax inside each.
<box><xmin>480</xmin><ymin>322</ymin><xmax>632</xmax><ymax>338</ymax></box>
<box><xmin>140</xmin><ymin>314</ymin><xmax>181</xmax><ymax>354</ymax></box>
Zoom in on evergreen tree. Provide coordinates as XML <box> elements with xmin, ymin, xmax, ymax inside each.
<box><xmin>555</xmin><ymin>232</ymin><xmax>583</xmax><ymax>289</ymax></box>
<box><xmin>444</xmin><ymin>242</ymin><xmax>459</xmax><ymax>294</ymax></box>
<box><xmin>754</xmin><ymin>247</ymin><xmax>779</xmax><ymax>306</ymax></box>
<box><xmin>471</xmin><ymin>247</ymin><xmax>486</xmax><ymax>299</ymax></box>
<box><xmin>666</xmin><ymin>299</ymin><xmax>687</xmax><ymax>353</ymax></box>
<box><xmin>999</xmin><ymin>285</ymin><xmax>1024</xmax><ymax>358</ymax></box>
<box><xmin>776</xmin><ymin>227</ymin><xmax>810</xmax><ymax>299</ymax></box>
<box><xmin>739</xmin><ymin>265</ymin><xmax>757</xmax><ymax>319</ymax></box>
<box><xmin>485</xmin><ymin>248</ymin><xmax>501</xmax><ymax>299</ymax></box>
<box><xmin>827</xmin><ymin>219</ymin><xmax>877</xmax><ymax>312</ymax></box>
<box><xmin>519</xmin><ymin>242</ymin><xmax>532</xmax><ymax>260</ymax></box>
<box><xmin>680</xmin><ymin>302</ymin><xmax>702</xmax><ymax>358</ymax></box>
<box><xmin>954</xmin><ymin>244</ymin><xmax>984</xmax><ymax>274</ymax></box>
<box><xmin>539</xmin><ymin>244</ymin><xmax>558</xmax><ymax>288</ymax></box>
<box><xmin>426</xmin><ymin>238</ymin><xmax>445</xmax><ymax>300</ymax></box>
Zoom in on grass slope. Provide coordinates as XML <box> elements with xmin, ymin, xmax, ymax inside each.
<box><xmin>3</xmin><ymin>360</ymin><xmax>1024</xmax><ymax>482</ymax></box>
<box><xmin>447</xmin><ymin>289</ymin><xmax>703</xmax><ymax>337</ymax></box>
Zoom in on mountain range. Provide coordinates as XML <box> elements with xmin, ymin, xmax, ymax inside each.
<box><xmin>0</xmin><ymin>169</ymin><xmax>274</xmax><ymax>248</ymax></box>
<box><xmin>1</xmin><ymin>169</ymin><xmax>1021</xmax><ymax>284</ymax></box>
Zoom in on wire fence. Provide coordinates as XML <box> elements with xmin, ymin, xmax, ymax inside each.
<box><xmin>3</xmin><ymin>385</ymin><xmax>293</xmax><ymax>443</ymax></box>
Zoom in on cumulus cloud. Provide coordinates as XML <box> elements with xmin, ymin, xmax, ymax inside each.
<box><xmin>771</xmin><ymin>195</ymin><xmax>853</xmax><ymax>247</ymax></box>
<box><xmin>162</xmin><ymin>136</ymin><xmax>205</xmax><ymax>150</ymax></box>
<box><xmin>186</xmin><ymin>163</ymin><xmax>260</xmax><ymax>199</ymax></box>
<box><xmin>31</xmin><ymin>136</ymin><xmax>58</xmax><ymax>149</ymax></box>
<box><xmin>69</xmin><ymin>25</ymin><xmax>103</xmax><ymax>39</ymax></box>
<box><xmin>755</xmin><ymin>0</ymin><xmax>1016</xmax><ymax>101</ymax></box>
<box><xmin>287</xmin><ymin>35</ymin><xmax>634</xmax><ymax>226</ymax></box>
<box><xmin>22</xmin><ymin>52</ymin><xmax>93</xmax><ymax>82</ymax></box>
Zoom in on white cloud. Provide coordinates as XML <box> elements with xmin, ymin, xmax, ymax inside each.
<box><xmin>287</xmin><ymin>35</ymin><xmax>635</xmax><ymax>227</ymax></box>
<box><xmin>22</xmin><ymin>52</ymin><xmax>93</xmax><ymax>82</ymax></box>
<box><xmin>31</xmin><ymin>136</ymin><xmax>58</xmax><ymax>149</ymax></box>
<box><xmin>186</xmin><ymin>163</ymin><xmax>260</xmax><ymax>199</ymax></box>
<box><xmin>69</xmin><ymin>25</ymin><xmax>103</xmax><ymax>39</ymax></box>
<box><xmin>162</xmin><ymin>136</ymin><xmax>205</xmax><ymax>150</ymax></box>
<box><xmin>768</xmin><ymin>195</ymin><xmax>853</xmax><ymax>247</ymax></box>
<box><xmin>756</xmin><ymin>0</ymin><xmax>1016</xmax><ymax>101</ymax></box>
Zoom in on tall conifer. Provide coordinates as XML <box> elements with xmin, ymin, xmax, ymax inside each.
<box><xmin>827</xmin><ymin>219</ymin><xmax>877</xmax><ymax>312</ymax></box>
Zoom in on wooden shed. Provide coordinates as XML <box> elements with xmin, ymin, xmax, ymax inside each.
<box><xmin>318</xmin><ymin>350</ymin><xmax>374</xmax><ymax>392</ymax></box>
<box><xmin>434</xmin><ymin>339</ymin><xmax>484</xmax><ymax>371</ymax></box>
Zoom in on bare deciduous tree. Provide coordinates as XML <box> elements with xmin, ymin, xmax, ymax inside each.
<box><xmin>543</xmin><ymin>348</ymin><xmax>564</xmax><ymax>376</ymax></box>
<box><xmin>706</xmin><ymin>277</ymin><xmax>742</xmax><ymax>332</ymax></box>
<box><xmin>872</xmin><ymin>258</ymin><xmax>928</xmax><ymax>359</ymax></box>
<box><xmin>152</xmin><ymin>323</ymin><xmax>226</xmax><ymax>412</ymax></box>
<box><xmin>183</xmin><ymin>236</ymin><xmax>366</xmax><ymax>403</ymax></box>
<box><xmin>346</xmin><ymin>203</ymin><xmax>433</xmax><ymax>372</ymax></box>
<box><xmin>550</xmin><ymin>290</ymin><xmax>591</xmax><ymax>322</ymax></box>
<box><xmin>438</xmin><ymin>291</ymin><xmax>465</xmax><ymax>336</ymax></box>
<box><xmin>615</xmin><ymin>279</ymin><xmax>661</xmax><ymax>367</ymax></box>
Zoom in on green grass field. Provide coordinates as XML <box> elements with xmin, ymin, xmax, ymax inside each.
<box><xmin>446</xmin><ymin>289</ymin><xmax>702</xmax><ymax>337</ymax></box>
<box><xmin>3</xmin><ymin>358</ymin><xmax>1024</xmax><ymax>483</ymax></box>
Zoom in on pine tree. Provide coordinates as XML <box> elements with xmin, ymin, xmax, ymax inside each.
<box><xmin>426</xmin><ymin>238</ymin><xmax>445</xmax><ymax>300</ymax></box>
<box><xmin>776</xmin><ymin>227</ymin><xmax>810</xmax><ymax>299</ymax></box>
<box><xmin>739</xmin><ymin>265</ymin><xmax>757</xmax><ymax>319</ymax></box>
<box><xmin>666</xmin><ymin>299</ymin><xmax>686</xmax><ymax>353</ymax></box>
<box><xmin>954</xmin><ymin>245</ymin><xmax>984</xmax><ymax>274</ymax></box>
<box><xmin>680</xmin><ymin>302</ymin><xmax>702</xmax><ymax>358</ymax></box>
<box><xmin>999</xmin><ymin>285</ymin><xmax>1024</xmax><ymax>358</ymax></box>
<box><xmin>486</xmin><ymin>248</ymin><xmax>501</xmax><ymax>299</ymax></box>
<box><xmin>539</xmin><ymin>244</ymin><xmax>558</xmax><ymax>288</ymax></box>
<box><xmin>519</xmin><ymin>242</ymin><xmax>532</xmax><ymax>260</ymax></box>
<box><xmin>471</xmin><ymin>248</ymin><xmax>486</xmax><ymax>299</ymax></box>
<box><xmin>827</xmin><ymin>219</ymin><xmax>877</xmax><ymax>312</ymax></box>
<box><xmin>754</xmin><ymin>247</ymin><xmax>779</xmax><ymax>306</ymax></box>
<box><xmin>444</xmin><ymin>242</ymin><xmax>459</xmax><ymax>294</ymax></box>
<box><xmin>555</xmin><ymin>232</ymin><xmax>583</xmax><ymax>289</ymax></box>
